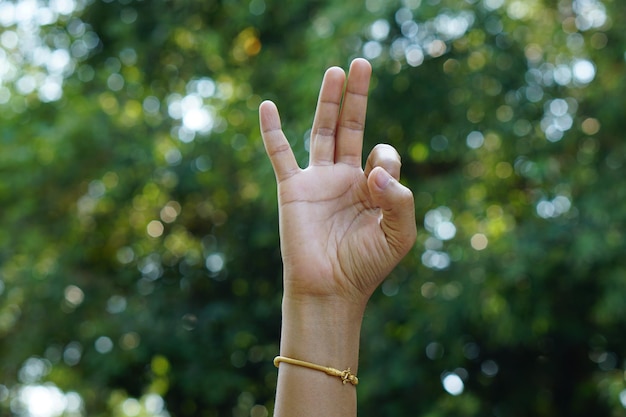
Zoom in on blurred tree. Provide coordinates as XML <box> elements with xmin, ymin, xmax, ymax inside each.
<box><xmin>1</xmin><ymin>0</ymin><xmax>625</xmax><ymax>416</ymax></box>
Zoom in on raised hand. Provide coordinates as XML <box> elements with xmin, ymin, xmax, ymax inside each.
<box><xmin>259</xmin><ymin>58</ymin><xmax>416</xmax><ymax>310</ymax></box>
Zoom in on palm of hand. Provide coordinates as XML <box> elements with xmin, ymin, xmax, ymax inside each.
<box><xmin>278</xmin><ymin>164</ymin><xmax>390</xmax><ymax>303</ymax></box>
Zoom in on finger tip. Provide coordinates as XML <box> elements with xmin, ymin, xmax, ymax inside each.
<box><xmin>259</xmin><ymin>101</ymin><xmax>281</xmax><ymax>130</ymax></box>
<box><xmin>325</xmin><ymin>66</ymin><xmax>346</xmax><ymax>81</ymax></box>
<box><xmin>259</xmin><ymin>100</ymin><xmax>276</xmax><ymax>111</ymax></box>
<box><xmin>351</xmin><ymin>58</ymin><xmax>372</xmax><ymax>73</ymax></box>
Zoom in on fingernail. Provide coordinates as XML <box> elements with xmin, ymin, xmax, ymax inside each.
<box><xmin>375</xmin><ymin>169</ymin><xmax>392</xmax><ymax>190</ymax></box>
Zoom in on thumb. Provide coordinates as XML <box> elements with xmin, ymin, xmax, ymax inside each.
<box><xmin>367</xmin><ymin>166</ymin><xmax>417</xmax><ymax>258</ymax></box>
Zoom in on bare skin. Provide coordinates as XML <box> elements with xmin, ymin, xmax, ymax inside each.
<box><xmin>260</xmin><ymin>58</ymin><xmax>417</xmax><ymax>417</ymax></box>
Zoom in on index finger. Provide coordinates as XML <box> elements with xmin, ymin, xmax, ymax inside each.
<box><xmin>259</xmin><ymin>100</ymin><xmax>300</xmax><ymax>182</ymax></box>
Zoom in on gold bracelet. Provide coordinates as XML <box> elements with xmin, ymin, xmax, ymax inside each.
<box><xmin>273</xmin><ymin>355</ymin><xmax>359</xmax><ymax>385</ymax></box>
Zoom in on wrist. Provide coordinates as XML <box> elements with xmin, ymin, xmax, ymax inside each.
<box><xmin>279</xmin><ymin>295</ymin><xmax>365</xmax><ymax>372</ymax></box>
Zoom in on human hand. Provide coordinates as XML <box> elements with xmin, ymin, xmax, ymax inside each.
<box><xmin>259</xmin><ymin>58</ymin><xmax>416</xmax><ymax>311</ymax></box>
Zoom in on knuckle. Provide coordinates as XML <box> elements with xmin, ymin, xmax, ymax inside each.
<box><xmin>340</xmin><ymin>119</ymin><xmax>365</xmax><ymax>132</ymax></box>
<box><xmin>314</xmin><ymin>127</ymin><xmax>336</xmax><ymax>138</ymax></box>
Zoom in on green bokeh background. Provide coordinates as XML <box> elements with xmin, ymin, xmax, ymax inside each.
<box><xmin>1</xmin><ymin>0</ymin><xmax>626</xmax><ymax>416</ymax></box>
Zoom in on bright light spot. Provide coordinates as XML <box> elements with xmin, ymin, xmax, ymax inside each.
<box><xmin>422</xmin><ymin>249</ymin><xmax>451</xmax><ymax>270</ymax></box>
<box><xmin>549</xmin><ymin>98</ymin><xmax>568</xmax><ymax>116</ymax></box>
<box><xmin>36</xmin><ymin>7</ymin><xmax>56</xmax><ymax>26</ymax></box>
<box><xmin>180</xmin><ymin>93</ymin><xmax>202</xmax><ymax>113</ymax></box>
<box><xmin>466</xmin><ymin>131</ymin><xmax>484</xmax><ymax>149</ymax></box>
<box><xmin>160</xmin><ymin>207</ymin><xmax>178</xmax><ymax>223</ymax></box>
<box><xmin>470</xmin><ymin>233</ymin><xmax>488</xmax><ymax>250</ymax></box>
<box><xmin>64</xmin><ymin>285</ymin><xmax>84</xmax><ymax>306</ymax></box>
<box><xmin>168</xmin><ymin>92</ymin><xmax>216</xmax><ymax>136</ymax></box>
<box><xmin>107</xmin><ymin>73</ymin><xmax>124</xmax><ymax>91</ymax></box>
<box><xmin>572</xmin><ymin>59</ymin><xmax>595</xmax><ymax>84</ymax></box>
<box><xmin>483</xmin><ymin>0</ymin><xmax>505</xmax><ymax>11</ymax></box>
<box><xmin>425</xmin><ymin>206</ymin><xmax>454</xmax><ymax>234</ymax></box>
<box><xmin>405</xmin><ymin>45</ymin><xmax>424</xmax><ymax>67</ymax></box>
<box><xmin>65</xmin><ymin>392</ymin><xmax>83</xmax><ymax>414</ymax></box>
<box><xmin>369</xmin><ymin>19</ymin><xmax>390</xmax><ymax>41</ymax></box>
<box><xmin>16</xmin><ymin>75</ymin><xmax>36</xmax><ymax>94</ymax></box>
<box><xmin>525</xmin><ymin>84</ymin><xmax>543</xmax><ymax>102</ymax></box>
<box><xmin>363</xmin><ymin>41</ymin><xmax>383</xmax><ymax>59</ymax></box>
<box><xmin>541</xmin><ymin>98</ymin><xmax>575</xmax><ymax>142</ymax></box>
<box><xmin>18</xmin><ymin>384</ymin><xmax>67</xmax><ymax>417</ymax></box>
<box><xmin>427</xmin><ymin>39</ymin><xmax>446</xmax><ymax>57</ymax></box>
<box><xmin>50</xmin><ymin>0</ymin><xmax>77</xmax><ymax>15</ymax></box>
<box><xmin>47</xmin><ymin>49</ymin><xmax>71</xmax><ymax>74</ymax></box>
<box><xmin>573</xmin><ymin>0</ymin><xmax>607</xmax><ymax>30</ymax></box>
<box><xmin>390</xmin><ymin>38</ymin><xmax>409</xmax><ymax>60</ymax></box>
<box><xmin>94</xmin><ymin>336</ymin><xmax>114</xmax><ymax>354</ymax></box>
<box><xmin>15</xmin><ymin>0</ymin><xmax>38</xmax><ymax>24</ymax></box>
<box><xmin>507</xmin><ymin>1</ymin><xmax>529</xmax><ymax>19</ymax></box>
<box><xmin>175</xmin><ymin>126</ymin><xmax>196</xmax><ymax>143</ymax></box>
<box><xmin>581</xmin><ymin>117</ymin><xmax>600</xmax><ymax>135</ymax></box>
<box><xmin>143</xmin><ymin>96</ymin><xmax>160</xmax><ymax>114</ymax></box>
<box><xmin>122</xmin><ymin>398</ymin><xmax>141</xmax><ymax>416</ymax></box>
<box><xmin>442</xmin><ymin>373</ymin><xmax>464</xmax><ymax>395</ymax></box>
<box><xmin>567</xmin><ymin>33</ymin><xmax>585</xmax><ymax>51</ymax></box>
<box><xmin>147</xmin><ymin>220</ymin><xmax>164</xmax><ymax>237</ymax></box>
<box><xmin>0</xmin><ymin>3</ymin><xmax>16</xmax><ymax>27</ymax></box>
<box><xmin>182</xmin><ymin>107</ymin><xmax>213</xmax><ymax>132</ymax></box>
<box><xmin>1</xmin><ymin>2</ymin><xmax>94</xmax><ymax>105</ymax></box>
<box><xmin>19</xmin><ymin>357</ymin><xmax>49</xmax><ymax>384</ymax></box>
<box><xmin>395</xmin><ymin>7</ymin><xmax>413</xmax><ymax>25</ymax></box>
<box><xmin>434</xmin><ymin>12</ymin><xmax>474</xmax><ymax>40</ymax></box>
<box><xmin>1</xmin><ymin>31</ymin><xmax>18</xmax><ymax>49</ymax></box>
<box><xmin>435</xmin><ymin>221</ymin><xmax>456</xmax><ymax>240</ymax></box>
<box><xmin>167</xmin><ymin>94</ymin><xmax>183</xmax><ymax>119</ymax></box>
<box><xmin>401</xmin><ymin>20</ymin><xmax>418</xmax><ymax>38</ymax></box>
<box><xmin>138</xmin><ymin>255</ymin><xmax>163</xmax><ymax>281</ymax></box>
<box><xmin>144</xmin><ymin>394</ymin><xmax>165</xmax><ymax>414</ymax></box>
<box><xmin>553</xmin><ymin>195</ymin><xmax>572</xmax><ymax>213</ymax></box>
<box><xmin>422</xmin><ymin>207</ymin><xmax>454</xmax><ymax>268</ymax></box>
<box><xmin>160</xmin><ymin>201</ymin><xmax>181</xmax><ymax>223</ymax></box>
<box><xmin>165</xmin><ymin>148</ymin><xmax>182</xmax><ymax>165</ymax></box>
<box><xmin>536</xmin><ymin>200</ymin><xmax>555</xmax><ymax>218</ymax></box>
<box><xmin>39</xmin><ymin>77</ymin><xmax>63</xmax><ymax>102</ymax></box>
<box><xmin>553</xmin><ymin>65</ymin><xmax>572</xmax><ymax>85</ymax></box>
<box><xmin>206</xmin><ymin>253</ymin><xmax>225</xmax><ymax>273</ymax></box>
<box><xmin>537</xmin><ymin>195</ymin><xmax>572</xmax><ymax>218</ymax></box>
<box><xmin>194</xmin><ymin>78</ymin><xmax>216</xmax><ymax>97</ymax></box>
<box><xmin>63</xmin><ymin>342</ymin><xmax>82</xmax><ymax>366</ymax></box>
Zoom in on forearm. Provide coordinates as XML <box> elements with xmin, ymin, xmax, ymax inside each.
<box><xmin>273</xmin><ymin>295</ymin><xmax>365</xmax><ymax>417</ymax></box>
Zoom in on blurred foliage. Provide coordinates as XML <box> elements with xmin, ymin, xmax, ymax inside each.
<box><xmin>1</xmin><ymin>0</ymin><xmax>626</xmax><ymax>416</ymax></box>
